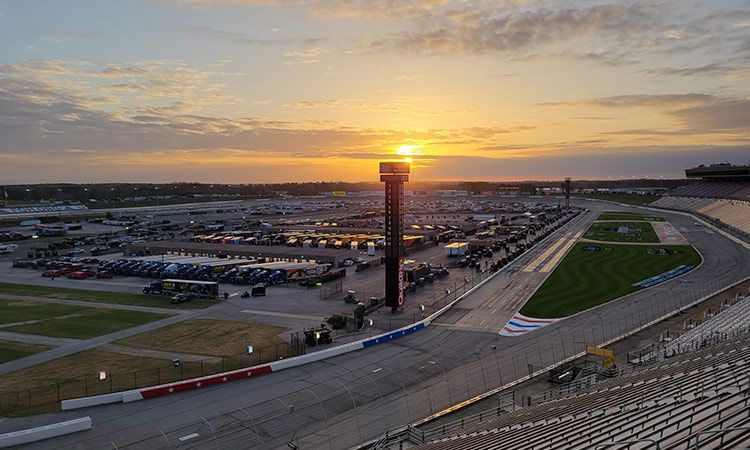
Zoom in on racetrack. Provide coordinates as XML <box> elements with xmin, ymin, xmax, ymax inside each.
<box><xmin>2</xmin><ymin>197</ymin><xmax>749</xmax><ymax>450</ymax></box>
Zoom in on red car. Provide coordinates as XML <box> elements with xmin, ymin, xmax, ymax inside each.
<box><xmin>95</xmin><ymin>271</ymin><xmax>114</xmax><ymax>279</ymax></box>
<box><xmin>67</xmin><ymin>271</ymin><xmax>90</xmax><ymax>280</ymax></box>
<box><xmin>42</xmin><ymin>270</ymin><xmax>62</xmax><ymax>278</ymax></box>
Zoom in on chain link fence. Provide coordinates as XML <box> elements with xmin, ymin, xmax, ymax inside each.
<box><xmin>0</xmin><ymin>341</ymin><xmax>296</xmax><ymax>416</ymax></box>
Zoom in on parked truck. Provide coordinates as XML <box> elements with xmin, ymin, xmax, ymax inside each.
<box><xmin>0</xmin><ymin>244</ymin><xmax>19</xmax><ymax>255</ymax></box>
<box><xmin>143</xmin><ymin>279</ymin><xmax>219</xmax><ymax>299</ymax></box>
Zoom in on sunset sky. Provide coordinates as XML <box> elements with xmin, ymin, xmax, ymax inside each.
<box><xmin>1</xmin><ymin>0</ymin><xmax>749</xmax><ymax>183</ymax></box>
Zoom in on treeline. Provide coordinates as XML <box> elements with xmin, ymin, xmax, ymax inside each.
<box><xmin>2</xmin><ymin>179</ymin><xmax>688</xmax><ymax>203</ymax></box>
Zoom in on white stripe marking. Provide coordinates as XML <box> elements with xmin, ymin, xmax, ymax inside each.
<box><xmin>179</xmin><ymin>433</ymin><xmax>200</xmax><ymax>442</ymax></box>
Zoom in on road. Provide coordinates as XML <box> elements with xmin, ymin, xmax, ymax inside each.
<box><xmin>2</xmin><ymin>199</ymin><xmax>749</xmax><ymax>450</ymax></box>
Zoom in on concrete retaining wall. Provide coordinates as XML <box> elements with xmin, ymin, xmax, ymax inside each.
<box><xmin>0</xmin><ymin>417</ymin><xmax>91</xmax><ymax>448</ymax></box>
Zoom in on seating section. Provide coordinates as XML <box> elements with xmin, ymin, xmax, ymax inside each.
<box><xmin>651</xmin><ymin>197</ymin><xmax>750</xmax><ymax>235</ymax></box>
<box><xmin>415</xmin><ymin>338</ymin><xmax>750</xmax><ymax>450</ymax></box>
<box><xmin>665</xmin><ymin>291</ymin><xmax>750</xmax><ymax>357</ymax></box>
<box><xmin>671</xmin><ymin>181</ymin><xmax>750</xmax><ymax>200</ymax></box>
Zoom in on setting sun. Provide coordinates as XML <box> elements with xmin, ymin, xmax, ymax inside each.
<box><xmin>396</xmin><ymin>145</ymin><xmax>421</xmax><ymax>157</ymax></box>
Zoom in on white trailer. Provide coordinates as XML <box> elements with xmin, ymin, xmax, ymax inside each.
<box><xmin>443</xmin><ymin>242</ymin><xmax>469</xmax><ymax>257</ymax></box>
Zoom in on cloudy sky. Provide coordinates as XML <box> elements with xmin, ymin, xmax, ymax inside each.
<box><xmin>1</xmin><ymin>0</ymin><xmax>749</xmax><ymax>183</ymax></box>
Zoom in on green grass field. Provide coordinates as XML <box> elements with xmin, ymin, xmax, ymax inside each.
<box><xmin>520</xmin><ymin>243</ymin><xmax>701</xmax><ymax>318</ymax></box>
<box><xmin>584</xmin><ymin>221</ymin><xmax>659</xmax><ymax>243</ymax></box>
<box><xmin>0</xmin><ymin>298</ymin><xmax>169</xmax><ymax>339</ymax></box>
<box><xmin>0</xmin><ymin>340</ymin><xmax>50</xmax><ymax>364</ymax></box>
<box><xmin>573</xmin><ymin>193</ymin><xmax>660</xmax><ymax>206</ymax></box>
<box><xmin>117</xmin><ymin>319</ymin><xmax>288</xmax><ymax>357</ymax></box>
<box><xmin>0</xmin><ymin>299</ymin><xmax>88</xmax><ymax>325</ymax></box>
<box><xmin>597</xmin><ymin>212</ymin><xmax>665</xmax><ymax>222</ymax></box>
<box><xmin>0</xmin><ymin>282</ymin><xmax>214</xmax><ymax>309</ymax></box>
<box><xmin>4</xmin><ymin>309</ymin><xmax>168</xmax><ymax>339</ymax></box>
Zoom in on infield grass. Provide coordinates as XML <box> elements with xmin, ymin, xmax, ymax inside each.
<box><xmin>520</xmin><ymin>243</ymin><xmax>701</xmax><ymax>318</ymax></box>
<box><xmin>584</xmin><ymin>221</ymin><xmax>659</xmax><ymax>243</ymax></box>
<box><xmin>597</xmin><ymin>212</ymin><xmax>666</xmax><ymax>222</ymax></box>
<box><xmin>573</xmin><ymin>193</ymin><xmax>659</xmax><ymax>206</ymax></box>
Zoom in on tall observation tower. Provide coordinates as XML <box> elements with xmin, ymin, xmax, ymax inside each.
<box><xmin>379</xmin><ymin>161</ymin><xmax>410</xmax><ymax>312</ymax></box>
<box><xmin>564</xmin><ymin>177</ymin><xmax>571</xmax><ymax>209</ymax></box>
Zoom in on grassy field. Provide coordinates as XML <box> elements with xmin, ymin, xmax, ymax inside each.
<box><xmin>0</xmin><ymin>340</ymin><xmax>49</xmax><ymax>364</ymax></box>
<box><xmin>0</xmin><ymin>299</ymin><xmax>88</xmax><ymax>325</ymax></box>
<box><xmin>117</xmin><ymin>319</ymin><xmax>289</xmax><ymax>357</ymax></box>
<box><xmin>0</xmin><ymin>335</ymin><xmax>295</xmax><ymax>416</ymax></box>
<box><xmin>597</xmin><ymin>212</ymin><xmax>665</xmax><ymax>222</ymax></box>
<box><xmin>4</xmin><ymin>309</ymin><xmax>168</xmax><ymax>339</ymax></box>
<box><xmin>0</xmin><ymin>282</ymin><xmax>214</xmax><ymax>309</ymax></box>
<box><xmin>584</xmin><ymin>221</ymin><xmax>660</xmax><ymax>243</ymax></box>
<box><xmin>573</xmin><ymin>193</ymin><xmax>660</xmax><ymax>206</ymax></box>
<box><xmin>0</xmin><ymin>298</ymin><xmax>168</xmax><ymax>339</ymax></box>
<box><xmin>0</xmin><ymin>349</ymin><xmax>171</xmax><ymax>416</ymax></box>
<box><xmin>520</xmin><ymin>243</ymin><xmax>702</xmax><ymax>318</ymax></box>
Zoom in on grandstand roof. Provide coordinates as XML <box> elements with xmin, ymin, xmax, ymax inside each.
<box><xmin>685</xmin><ymin>163</ymin><xmax>750</xmax><ymax>179</ymax></box>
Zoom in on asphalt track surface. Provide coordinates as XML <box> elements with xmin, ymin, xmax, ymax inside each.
<box><xmin>2</xmin><ymin>198</ymin><xmax>749</xmax><ymax>450</ymax></box>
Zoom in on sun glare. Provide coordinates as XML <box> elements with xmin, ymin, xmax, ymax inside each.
<box><xmin>396</xmin><ymin>145</ymin><xmax>420</xmax><ymax>156</ymax></box>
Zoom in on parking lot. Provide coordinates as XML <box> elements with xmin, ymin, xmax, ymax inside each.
<box><xmin>1</xmin><ymin>196</ymin><xmax>576</xmax><ymax>339</ymax></box>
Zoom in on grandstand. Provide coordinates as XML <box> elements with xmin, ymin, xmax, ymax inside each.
<box><xmin>665</xmin><ymin>288</ymin><xmax>750</xmax><ymax>357</ymax></box>
<box><xmin>412</xmin><ymin>337</ymin><xmax>750</xmax><ymax>449</ymax></box>
<box><xmin>651</xmin><ymin>163</ymin><xmax>750</xmax><ymax>237</ymax></box>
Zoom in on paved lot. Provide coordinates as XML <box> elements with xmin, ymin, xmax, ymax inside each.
<box><xmin>4</xmin><ymin>198</ymin><xmax>747</xmax><ymax>450</ymax></box>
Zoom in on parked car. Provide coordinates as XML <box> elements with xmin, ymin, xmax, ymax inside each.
<box><xmin>171</xmin><ymin>292</ymin><xmax>199</xmax><ymax>304</ymax></box>
<box><xmin>42</xmin><ymin>269</ymin><xmax>62</xmax><ymax>278</ymax></box>
<box><xmin>96</xmin><ymin>271</ymin><xmax>114</xmax><ymax>279</ymax></box>
<box><xmin>67</xmin><ymin>271</ymin><xmax>89</xmax><ymax>280</ymax></box>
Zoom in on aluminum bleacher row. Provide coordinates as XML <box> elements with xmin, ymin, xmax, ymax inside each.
<box><xmin>670</xmin><ymin>181</ymin><xmax>750</xmax><ymax>200</ymax></box>
<box><xmin>651</xmin><ymin>197</ymin><xmax>750</xmax><ymax>236</ymax></box>
<box><xmin>665</xmin><ymin>290</ymin><xmax>750</xmax><ymax>357</ymax></box>
<box><xmin>413</xmin><ymin>338</ymin><xmax>750</xmax><ymax>450</ymax></box>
